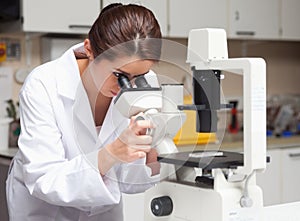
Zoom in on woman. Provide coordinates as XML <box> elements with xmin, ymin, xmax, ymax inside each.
<box><xmin>6</xmin><ymin>3</ymin><xmax>162</xmax><ymax>221</ymax></box>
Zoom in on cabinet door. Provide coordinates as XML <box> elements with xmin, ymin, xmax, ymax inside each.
<box><xmin>256</xmin><ymin>149</ymin><xmax>282</xmax><ymax>206</ymax></box>
<box><xmin>102</xmin><ymin>0</ymin><xmax>168</xmax><ymax>36</ymax></box>
<box><xmin>169</xmin><ymin>0</ymin><xmax>228</xmax><ymax>38</ymax></box>
<box><xmin>281</xmin><ymin>0</ymin><xmax>300</xmax><ymax>40</ymax></box>
<box><xmin>23</xmin><ymin>0</ymin><xmax>100</xmax><ymax>34</ymax></box>
<box><xmin>228</xmin><ymin>0</ymin><xmax>279</xmax><ymax>39</ymax></box>
<box><xmin>281</xmin><ymin>147</ymin><xmax>300</xmax><ymax>203</ymax></box>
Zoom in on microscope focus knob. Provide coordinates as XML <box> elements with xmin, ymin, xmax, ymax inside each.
<box><xmin>151</xmin><ymin>196</ymin><xmax>173</xmax><ymax>217</ymax></box>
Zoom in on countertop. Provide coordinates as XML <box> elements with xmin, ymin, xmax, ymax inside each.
<box><xmin>264</xmin><ymin>201</ymin><xmax>300</xmax><ymax>221</ymax></box>
<box><xmin>0</xmin><ymin>148</ymin><xmax>18</xmax><ymax>159</ymax></box>
<box><xmin>177</xmin><ymin>136</ymin><xmax>300</xmax><ymax>152</ymax></box>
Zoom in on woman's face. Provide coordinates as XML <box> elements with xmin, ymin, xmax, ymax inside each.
<box><xmin>83</xmin><ymin>39</ymin><xmax>156</xmax><ymax>98</ymax></box>
<box><xmin>100</xmin><ymin>59</ymin><xmax>155</xmax><ymax>97</ymax></box>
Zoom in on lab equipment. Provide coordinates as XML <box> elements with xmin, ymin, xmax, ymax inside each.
<box><xmin>113</xmin><ymin>29</ymin><xmax>267</xmax><ymax>220</ymax></box>
<box><xmin>143</xmin><ymin>29</ymin><xmax>266</xmax><ymax>221</ymax></box>
<box><xmin>113</xmin><ymin>71</ymin><xmax>195</xmax><ymax>182</ymax></box>
<box><xmin>114</xmin><ymin>74</ymin><xmax>186</xmax><ymax>157</ymax></box>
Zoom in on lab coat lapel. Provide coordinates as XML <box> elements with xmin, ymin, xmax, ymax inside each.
<box><xmin>55</xmin><ymin>43</ymin><xmax>98</xmax><ymax>147</ymax></box>
<box><xmin>98</xmin><ymin>98</ymin><xmax>129</xmax><ymax>147</ymax></box>
<box><xmin>73</xmin><ymin>82</ymin><xmax>98</xmax><ymax>145</ymax></box>
<box><xmin>54</xmin><ymin>43</ymin><xmax>129</xmax><ymax>149</ymax></box>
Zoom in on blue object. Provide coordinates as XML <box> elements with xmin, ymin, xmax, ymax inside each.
<box><xmin>282</xmin><ymin>130</ymin><xmax>293</xmax><ymax>137</ymax></box>
<box><xmin>267</xmin><ymin>130</ymin><xmax>273</xmax><ymax>137</ymax></box>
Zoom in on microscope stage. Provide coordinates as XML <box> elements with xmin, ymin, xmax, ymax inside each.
<box><xmin>157</xmin><ymin>151</ymin><xmax>244</xmax><ymax>169</ymax></box>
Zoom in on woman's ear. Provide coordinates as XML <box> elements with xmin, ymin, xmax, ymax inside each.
<box><xmin>84</xmin><ymin>39</ymin><xmax>94</xmax><ymax>60</ymax></box>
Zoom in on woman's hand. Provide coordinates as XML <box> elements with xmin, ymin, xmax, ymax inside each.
<box><xmin>98</xmin><ymin>115</ymin><xmax>153</xmax><ymax>175</ymax></box>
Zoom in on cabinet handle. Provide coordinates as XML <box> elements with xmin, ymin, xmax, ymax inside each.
<box><xmin>289</xmin><ymin>153</ymin><xmax>300</xmax><ymax>158</ymax></box>
<box><xmin>69</xmin><ymin>25</ymin><xmax>92</xmax><ymax>29</ymax></box>
<box><xmin>236</xmin><ymin>31</ymin><xmax>255</xmax><ymax>36</ymax></box>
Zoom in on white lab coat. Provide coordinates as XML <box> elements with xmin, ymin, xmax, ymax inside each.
<box><xmin>6</xmin><ymin>43</ymin><xmax>159</xmax><ymax>221</ymax></box>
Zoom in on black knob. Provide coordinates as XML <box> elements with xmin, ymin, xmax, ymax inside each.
<box><xmin>151</xmin><ymin>196</ymin><xmax>173</xmax><ymax>217</ymax></box>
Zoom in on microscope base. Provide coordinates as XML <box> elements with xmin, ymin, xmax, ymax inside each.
<box><xmin>144</xmin><ymin>169</ymin><xmax>264</xmax><ymax>221</ymax></box>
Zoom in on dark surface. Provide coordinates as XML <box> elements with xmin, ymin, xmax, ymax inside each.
<box><xmin>192</xmin><ymin>69</ymin><xmax>221</xmax><ymax>133</ymax></box>
<box><xmin>158</xmin><ymin>151</ymin><xmax>244</xmax><ymax>169</ymax></box>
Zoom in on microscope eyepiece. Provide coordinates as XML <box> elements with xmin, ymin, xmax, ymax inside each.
<box><xmin>117</xmin><ymin>74</ymin><xmax>132</xmax><ymax>89</ymax></box>
<box><xmin>134</xmin><ymin>75</ymin><xmax>151</xmax><ymax>88</ymax></box>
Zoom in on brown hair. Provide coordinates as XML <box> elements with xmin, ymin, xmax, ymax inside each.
<box><xmin>88</xmin><ymin>3</ymin><xmax>162</xmax><ymax>61</ymax></box>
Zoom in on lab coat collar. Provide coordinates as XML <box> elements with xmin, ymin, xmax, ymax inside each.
<box><xmin>72</xmin><ymin>92</ymin><xmax>129</xmax><ymax>148</ymax></box>
<box><xmin>55</xmin><ymin>42</ymin><xmax>129</xmax><ymax>147</ymax></box>
<box><xmin>98</xmin><ymin>97</ymin><xmax>129</xmax><ymax>147</ymax></box>
<box><xmin>54</xmin><ymin>43</ymin><xmax>99</xmax><ymax>143</ymax></box>
<box><xmin>73</xmin><ymin>81</ymin><xmax>98</xmax><ymax>144</ymax></box>
<box><xmin>56</xmin><ymin>43</ymin><xmax>84</xmax><ymax>100</ymax></box>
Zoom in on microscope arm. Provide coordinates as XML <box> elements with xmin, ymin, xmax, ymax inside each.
<box><xmin>192</xmin><ymin>58</ymin><xmax>267</xmax><ymax>175</ymax></box>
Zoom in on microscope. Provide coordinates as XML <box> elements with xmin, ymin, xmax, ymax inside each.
<box><xmin>114</xmin><ymin>29</ymin><xmax>267</xmax><ymax>221</ymax></box>
<box><xmin>114</xmin><ymin>71</ymin><xmax>186</xmax><ymax>157</ymax></box>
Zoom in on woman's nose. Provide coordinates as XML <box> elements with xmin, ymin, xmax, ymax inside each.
<box><xmin>114</xmin><ymin>83</ymin><xmax>121</xmax><ymax>93</ymax></box>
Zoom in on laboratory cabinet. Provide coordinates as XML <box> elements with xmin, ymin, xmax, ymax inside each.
<box><xmin>280</xmin><ymin>0</ymin><xmax>300</xmax><ymax>40</ymax></box>
<box><xmin>228</xmin><ymin>0</ymin><xmax>280</xmax><ymax>40</ymax></box>
<box><xmin>281</xmin><ymin>147</ymin><xmax>300</xmax><ymax>203</ymax></box>
<box><xmin>168</xmin><ymin>0</ymin><xmax>228</xmax><ymax>38</ymax></box>
<box><xmin>101</xmin><ymin>0</ymin><xmax>168</xmax><ymax>36</ymax></box>
<box><xmin>22</xmin><ymin>0</ymin><xmax>100</xmax><ymax>34</ymax></box>
<box><xmin>257</xmin><ymin>146</ymin><xmax>300</xmax><ymax>206</ymax></box>
<box><xmin>102</xmin><ymin>0</ymin><xmax>227</xmax><ymax>38</ymax></box>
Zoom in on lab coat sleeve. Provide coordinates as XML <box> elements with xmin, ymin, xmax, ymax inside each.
<box><xmin>117</xmin><ymin>159</ymin><xmax>160</xmax><ymax>194</ymax></box>
<box><xmin>18</xmin><ymin>77</ymin><xmax>120</xmax><ymax>212</ymax></box>
<box><xmin>109</xmin><ymin>119</ymin><xmax>160</xmax><ymax>194</ymax></box>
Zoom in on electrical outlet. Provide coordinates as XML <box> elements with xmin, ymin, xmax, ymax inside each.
<box><xmin>1</xmin><ymin>38</ymin><xmax>21</xmax><ymax>61</ymax></box>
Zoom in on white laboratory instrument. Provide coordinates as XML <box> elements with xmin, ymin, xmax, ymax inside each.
<box><xmin>113</xmin><ymin>70</ymin><xmax>191</xmax><ymax>181</ymax></box>
<box><xmin>113</xmin><ymin>29</ymin><xmax>267</xmax><ymax>221</ymax></box>
<box><xmin>114</xmin><ymin>75</ymin><xmax>186</xmax><ymax>157</ymax></box>
<box><xmin>142</xmin><ymin>29</ymin><xmax>267</xmax><ymax>221</ymax></box>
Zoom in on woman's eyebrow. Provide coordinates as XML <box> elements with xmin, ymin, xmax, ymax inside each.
<box><xmin>115</xmin><ymin>69</ymin><xmax>130</xmax><ymax>77</ymax></box>
<box><xmin>115</xmin><ymin>69</ymin><xmax>150</xmax><ymax>77</ymax></box>
<box><xmin>138</xmin><ymin>71</ymin><xmax>150</xmax><ymax>75</ymax></box>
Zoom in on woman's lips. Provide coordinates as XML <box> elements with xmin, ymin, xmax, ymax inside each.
<box><xmin>111</xmin><ymin>91</ymin><xmax>118</xmax><ymax>96</ymax></box>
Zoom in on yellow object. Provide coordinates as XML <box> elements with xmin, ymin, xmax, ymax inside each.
<box><xmin>0</xmin><ymin>42</ymin><xmax>7</xmax><ymax>62</ymax></box>
<box><xmin>173</xmin><ymin>95</ymin><xmax>216</xmax><ymax>145</ymax></box>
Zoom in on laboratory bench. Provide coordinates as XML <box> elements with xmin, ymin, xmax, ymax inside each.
<box><xmin>0</xmin><ymin>148</ymin><xmax>18</xmax><ymax>161</ymax></box>
<box><xmin>176</xmin><ymin>135</ymin><xmax>300</xmax><ymax>152</ymax></box>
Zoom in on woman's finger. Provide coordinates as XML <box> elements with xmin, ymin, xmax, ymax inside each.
<box><xmin>132</xmin><ymin>120</ymin><xmax>153</xmax><ymax>135</ymax></box>
<box><xmin>129</xmin><ymin>144</ymin><xmax>152</xmax><ymax>152</ymax></box>
<box><xmin>133</xmin><ymin>134</ymin><xmax>152</xmax><ymax>145</ymax></box>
